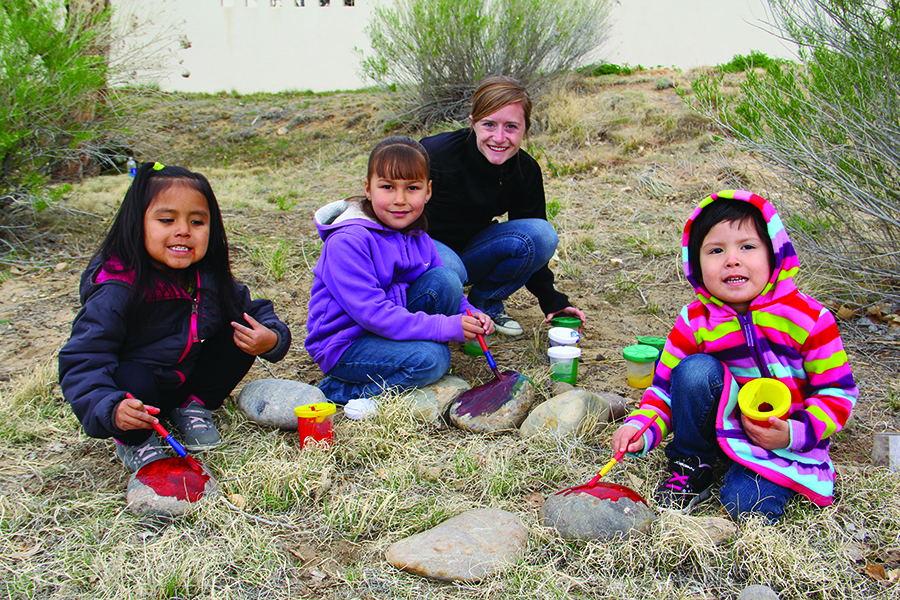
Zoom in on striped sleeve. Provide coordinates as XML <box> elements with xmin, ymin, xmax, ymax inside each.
<box><xmin>789</xmin><ymin>307</ymin><xmax>858</xmax><ymax>453</ymax></box>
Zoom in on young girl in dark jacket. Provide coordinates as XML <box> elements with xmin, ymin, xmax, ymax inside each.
<box><xmin>59</xmin><ymin>162</ymin><xmax>291</xmax><ymax>471</ymax></box>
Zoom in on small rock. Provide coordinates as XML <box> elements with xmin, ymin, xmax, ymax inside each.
<box><xmin>276</xmin><ymin>126</ymin><xmax>288</xmax><ymax>135</ymax></box>
<box><xmin>404</xmin><ymin>375</ymin><xmax>470</xmax><ymax>423</ymax></box>
<box><xmin>385</xmin><ymin>508</ymin><xmax>527</xmax><ymax>582</ymax></box>
<box><xmin>540</xmin><ymin>484</ymin><xmax>656</xmax><ymax>540</ymax></box>
<box><xmin>738</xmin><ymin>584</ymin><xmax>779</xmax><ymax>600</ymax></box>
<box><xmin>519</xmin><ymin>390</ymin><xmax>612</xmax><ymax>439</ymax></box>
<box><xmin>237</xmin><ymin>379</ymin><xmax>327</xmax><ymax>430</ymax></box>
<box><xmin>54</xmin><ymin>262</ymin><xmax>68</xmax><ymax>272</ymax></box>
<box><xmin>449</xmin><ymin>371</ymin><xmax>534</xmax><ymax>433</ymax></box>
<box><xmin>126</xmin><ymin>457</ymin><xmax>218</xmax><ymax>517</ymax></box>
<box><xmin>550</xmin><ymin>381</ymin><xmax>575</xmax><ymax>396</ymax></box>
<box><xmin>659</xmin><ymin>512</ymin><xmax>737</xmax><ymax>546</ymax></box>
<box><xmin>599</xmin><ymin>392</ymin><xmax>630</xmax><ymax>421</ymax></box>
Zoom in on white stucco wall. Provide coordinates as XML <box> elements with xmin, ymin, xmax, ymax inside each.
<box><xmin>115</xmin><ymin>0</ymin><xmax>796</xmax><ymax>94</ymax></box>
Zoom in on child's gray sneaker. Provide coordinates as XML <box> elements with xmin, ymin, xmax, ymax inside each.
<box><xmin>170</xmin><ymin>401</ymin><xmax>222</xmax><ymax>451</ymax></box>
<box><xmin>115</xmin><ymin>434</ymin><xmax>167</xmax><ymax>472</ymax></box>
<box><xmin>489</xmin><ymin>310</ymin><xmax>524</xmax><ymax>336</ymax></box>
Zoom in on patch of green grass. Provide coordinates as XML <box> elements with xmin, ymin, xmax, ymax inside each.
<box><xmin>605</xmin><ymin>273</ymin><xmax>640</xmax><ymax>304</ymax></box>
<box><xmin>267</xmin><ymin>191</ymin><xmax>299</xmax><ymax>211</ymax></box>
<box><xmin>546</xmin><ymin>199</ymin><xmax>562</xmax><ymax>221</ymax></box>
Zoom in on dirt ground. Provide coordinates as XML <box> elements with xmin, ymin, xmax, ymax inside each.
<box><xmin>2</xmin><ymin>69</ymin><xmax>898</xmax><ymax>473</ymax></box>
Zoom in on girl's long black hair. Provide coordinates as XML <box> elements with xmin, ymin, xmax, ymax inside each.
<box><xmin>95</xmin><ymin>162</ymin><xmax>243</xmax><ymax>322</ymax></box>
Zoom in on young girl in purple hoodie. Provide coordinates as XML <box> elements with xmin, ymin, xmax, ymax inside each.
<box><xmin>305</xmin><ymin>137</ymin><xmax>494</xmax><ymax>418</ymax></box>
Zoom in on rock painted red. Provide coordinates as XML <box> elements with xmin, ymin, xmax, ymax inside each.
<box><xmin>135</xmin><ymin>457</ymin><xmax>210</xmax><ymax>503</ymax></box>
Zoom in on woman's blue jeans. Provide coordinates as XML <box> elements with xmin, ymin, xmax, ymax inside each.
<box><xmin>317</xmin><ymin>267</ymin><xmax>459</xmax><ymax>404</ymax></box>
<box><xmin>433</xmin><ymin>218</ymin><xmax>558</xmax><ymax>317</ymax></box>
<box><xmin>668</xmin><ymin>353</ymin><xmax>794</xmax><ymax>523</ymax></box>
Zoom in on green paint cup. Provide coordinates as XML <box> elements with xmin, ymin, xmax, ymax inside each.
<box><xmin>548</xmin><ymin>346</ymin><xmax>581</xmax><ymax>384</ymax></box>
<box><xmin>550</xmin><ymin>315</ymin><xmax>583</xmax><ymax>329</ymax></box>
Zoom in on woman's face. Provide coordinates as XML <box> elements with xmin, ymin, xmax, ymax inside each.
<box><xmin>469</xmin><ymin>102</ymin><xmax>526</xmax><ymax>165</ymax></box>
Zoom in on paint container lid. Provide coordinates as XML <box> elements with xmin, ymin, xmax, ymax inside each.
<box><xmin>548</xmin><ymin>346</ymin><xmax>582</xmax><ymax>359</ymax></box>
<box><xmin>295</xmin><ymin>402</ymin><xmax>337</xmax><ymax>419</ymax></box>
<box><xmin>622</xmin><ymin>344</ymin><xmax>659</xmax><ymax>364</ymax></box>
<box><xmin>636</xmin><ymin>336</ymin><xmax>666</xmax><ymax>352</ymax></box>
<box><xmin>549</xmin><ymin>327</ymin><xmax>580</xmax><ymax>346</ymax></box>
<box><xmin>550</xmin><ymin>315</ymin><xmax>583</xmax><ymax>329</ymax></box>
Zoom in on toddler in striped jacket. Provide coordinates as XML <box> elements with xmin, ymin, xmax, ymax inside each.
<box><xmin>611</xmin><ymin>190</ymin><xmax>858</xmax><ymax>522</ymax></box>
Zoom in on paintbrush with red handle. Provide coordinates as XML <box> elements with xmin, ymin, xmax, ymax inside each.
<box><xmin>466</xmin><ymin>309</ymin><xmax>502</xmax><ymax>381</ymax></box>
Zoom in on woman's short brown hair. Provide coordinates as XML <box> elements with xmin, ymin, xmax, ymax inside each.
<box><xmin>470</xmin><ymin>75</ymin><xmax>532</xmax><ymax>133</ymax></box>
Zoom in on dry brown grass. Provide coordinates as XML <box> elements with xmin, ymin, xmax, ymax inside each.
<box><xmin>0</xmin><ymin>70</ymin><xmax>898</xmax><ymax>599</ymax></box>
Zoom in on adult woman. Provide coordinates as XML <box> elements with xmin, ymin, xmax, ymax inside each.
<box><xmin>421</xmin><ymin>75</ymin><xmax>585</xmax><ymax>335</ymax></box>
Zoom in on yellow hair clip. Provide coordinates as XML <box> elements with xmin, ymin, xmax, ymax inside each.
<box><xmin>152</xmin><ymin>162</ymin><xmax>165</xmax><ymax>171</ymax></box>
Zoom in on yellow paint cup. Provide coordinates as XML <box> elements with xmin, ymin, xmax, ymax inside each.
<box><xmin>738</xmin><ymin>379</ymin><xmax>792</xmax><ymax>427</ymax></box>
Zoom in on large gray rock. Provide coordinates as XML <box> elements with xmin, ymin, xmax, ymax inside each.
<box><xmin>540</xmin><ymin>484</ymin><xmax>656</xmax><ymax>540</ymax></box>
<box><xmin>126</xmin><ymin>457</ymin><xmax>218</xmax><ymax>517</ymax></box>
<box><xmin>519</xmin><ymin>389</ymin><xmax>612</xmax><ymax>439</ymax></box>
<box><xmin>404</xmin><ymin>375</ymin><xmax>470</xmax><ymax>423</ymax></box>
<box><xmin>237</xmin><ymin>379</ymin><xmax>327</xmax><ymax>430</ymax></box>
<box><xmin>385</xmin><ymin>508</ymin><xmax>527</xmax><ymax>582</ymax></box>
<box><xmin>449</xmin><ymin>371</ymin><xmax>534</xmax><ymax>433</ymax></box>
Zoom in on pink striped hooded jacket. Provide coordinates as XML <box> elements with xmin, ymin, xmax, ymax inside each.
<box><xmin>623</xmin><ymin>190</ymin><xmax>858</xmax><ymax>506</ymax></box>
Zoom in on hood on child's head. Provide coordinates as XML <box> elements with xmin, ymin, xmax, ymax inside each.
<box><xmin>682</xmin><ymin>189</ymin><xmax>800</xmax><ymax>308</ymax></box>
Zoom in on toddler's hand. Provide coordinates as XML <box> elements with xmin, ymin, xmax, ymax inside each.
<box><xmin>232</xmin><ymin>313</ymin><xmax>278</xmax><ymax>356</ymax></box>
<box><xmin>611</xmin><ymin>423</ymin><xmax>645</xmax><ymax>454</ymax></box>
<box><xmin>461</xmin><ymin>315</ymin><xmax>485</xmax><ymax>341</ymax></box>
<box><xmin>741</xmin><ymin>414</ymin><xmax>791</xmax><ymax>450</ymax></box>
<box><xmin>114</xmin><ymin>395</ymin><xmax>159</xmax><ymax>431</ymax></box>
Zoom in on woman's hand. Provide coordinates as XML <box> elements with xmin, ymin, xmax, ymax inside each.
<box><xmin>611</xmin><ymin>423</ymin><xmax>645</xmax><ymax>454</ymax></box>
<box><xmin>114</xmin><ymin>395</ymin><xmax>158</xmax><ymax>431</ymax></box>
<box><xmin>232</xmin><ymin>313</ymin><xmax>278</xmax><ymax>356</ymax></box>
<box><xmin>741</xmin><ymin>414</ymin><xmax>791</xmax><ymax>450</ymax></box>
<box><xmin>545</xmin><ymin>306</ymin><xmax>586</xmax><ymax>329</ymax></box>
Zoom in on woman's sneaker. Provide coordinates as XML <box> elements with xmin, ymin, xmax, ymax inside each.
<box><xmin>115</xmin><ymin>434</ymin><xmax>167</xmax><ymax>472</ymax></box>
<box><xmin>654</xmin><ymin>456</ymin><xmax>714</xmax><ymax>513</ymax></box>
<box><xmin>170</xmin><ymin>401</ymin><xmax>222</xmax><ymax>451</ymax></box>
<box><xmin>490</xmin><ymin>311</ymin><xmax>524</xmax><ymax>336</ymax></box>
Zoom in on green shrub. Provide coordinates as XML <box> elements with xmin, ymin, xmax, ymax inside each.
<box><xmin>716</xmin><ymin>50</ymin><xmax>784</xmax><ymax>73</ymax></box>
<box><xmin>688</xmin><ymin>0</ymin><xmax>900</xmax><ymax>305</ymax></box>
<box><xmin>360</xmin><ymin>0</ymin><xmax>612</xmax><ymax>125</ymax></box>
<box><xmin>578</xmin><ymin>62</ymin><xmax>644</xmax><ymax>76</ymax></box>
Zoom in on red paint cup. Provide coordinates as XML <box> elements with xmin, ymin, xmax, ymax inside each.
<box><xmin>294</xmin><ymin>403</ymin><xmax>336</xmax><ymax>448</ymax></box>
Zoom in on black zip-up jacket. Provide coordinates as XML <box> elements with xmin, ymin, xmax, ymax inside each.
<box><xmin>58</xmin><ymin>256</ymin><xmax>291</xmax><ymax>439</ymax></box>
<box><xmin>421</xmin><ymin>128</ymin><xmax>570</xmax><ymax>315</ymax></box>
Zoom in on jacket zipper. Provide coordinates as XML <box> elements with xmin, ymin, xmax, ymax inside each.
<box><xmin>176</xmin><ymin>272</ymin><xmax>202</xmax><ymax>364</ymax></box>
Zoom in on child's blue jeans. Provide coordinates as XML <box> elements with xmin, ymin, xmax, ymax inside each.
<box><xmin>317</xmin><ymin>266</ymin><xmax>460</xmax><ymax>404</ymax></box>
<box><xmin>667</xmin><ymin>353</ymin><xmax>795</xmax><ymax>523</ymax></box>
<box><xmin>433</xmin><ymin>218</ymin><xmax>558</xmax><ymax>317</ymax></box>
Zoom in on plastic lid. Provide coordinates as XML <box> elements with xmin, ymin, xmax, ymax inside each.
<box><xmin>550</xmin><ymin>316</ymin><xmax>583</xmax><ymax>328</ymax></box>
<box><xmin>294</xmin><ymin>402</ymin><xmax>337</xmax><ymax>419</ymax></box>
<box><xmin>622</xmin><ymin>344</ymin><xmax>659</xmax><ymax>363</ymax></box>
<box><xmin>636</xmin><ymin>336</ymin><xmax>666</xmax><ymax>351</ymax></box>
<box><xmin>548</xmin><ymin>346</ymin><xmax>581</xmax><ymax>358</ymax></box>
<box><xmin>548</xmin><ymin>327</ymin><xmax>580</xmax><ymax>345</ymax></box>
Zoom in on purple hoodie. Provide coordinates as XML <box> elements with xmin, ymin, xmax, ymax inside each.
<box><xmin>305</xmin><ymin>200</ymin><xmax>475</xmax><ymax>373</ymax></box>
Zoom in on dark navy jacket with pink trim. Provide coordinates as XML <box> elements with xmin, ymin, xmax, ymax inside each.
<box><xmin>59</xmin><ymin>256</ymin><xmax>291</xmax><ymax>439</ymax></box>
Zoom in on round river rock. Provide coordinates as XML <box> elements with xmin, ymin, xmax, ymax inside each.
<box><xmin>449</xmin><ymin>371</ymin><xmax>534</xmax><ymax>433</ymax></box>
<box><xmin>237</xmin><ymin>378</ymin><xmax>327</xmax><ymax>430</ymax></box>
<box><xmin>126</xmin><ymin>457</ymin><xmax>219</xmax><ymax>517</ymax></box>
<box><xmin>385</xmin><ymin>508</ymin><xmax>527</xmax><ymax>582</ymax></box>
<box><xmin>540</xmin><ymin>484</ymin><xmax>656</xmax><ymax>540</ymax></box>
